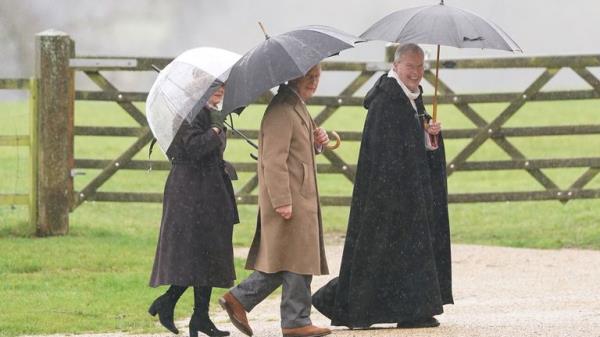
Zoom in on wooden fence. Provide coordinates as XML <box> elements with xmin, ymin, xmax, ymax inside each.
<box><xmin>0</xmin><ymin>77</ymin><xmax>37</xmax><ymax>230</ymax></box>
<box><xmin>1</xmin><ymin>30</ymin><xmax>599</xmax><ymax>235</ymax></box>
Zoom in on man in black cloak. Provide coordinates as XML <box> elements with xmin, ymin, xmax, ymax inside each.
<box><xmin>312</xmin><ymin>43</ymin><xmax>453</xmax><ymax>329</ymax></box>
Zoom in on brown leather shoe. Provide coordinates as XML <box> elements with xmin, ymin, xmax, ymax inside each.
<box><xmin>218</xmin><ymin>292</ymin><xmax>253</xmax><ymax>336</ymax></box>
<box><xmin>282</xmin><ymin>324</ymin><xmax>331</xmax><ymax>337</ymax></box>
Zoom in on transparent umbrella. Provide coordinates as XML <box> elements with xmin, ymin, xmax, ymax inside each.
<box><xmin>146</xmin><ymin>47</ymin><xmax>241</xmax><ymax>155</ymax></box>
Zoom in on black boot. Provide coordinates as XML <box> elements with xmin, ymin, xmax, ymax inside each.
<box><xmin>189</xmin><ymin>286</ymin><xmax>230</xmax><ymax>337</ymax></box>
<box><xmin>148</xmin><ymin>285</ymin><xmax>187</xmax><ymax>334</ymax></box>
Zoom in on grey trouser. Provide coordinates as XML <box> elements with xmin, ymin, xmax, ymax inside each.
<box><xmin>230</xmin><ymin>270</ymin><xmax>313</xmax><ymax>328</ymax></box>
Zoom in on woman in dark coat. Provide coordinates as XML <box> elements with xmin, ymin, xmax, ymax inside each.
<box><xmin>148</xmin><ymin>86</ymin><xmax>239</xmax><ymax>337</ymax></box>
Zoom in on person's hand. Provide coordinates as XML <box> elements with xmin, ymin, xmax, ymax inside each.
<box><xmin>275</xmin><ymin>204</ymin><xmax>292</xmax><ymax>220</ymax></box>
<box><xmin>314</xmin><ymin>127</ymin><xmax>329</xmax><ymax>145</ymax></box>
<box><xmin>426</xmin><ymin>120</ymin><xmax>441</xmax><ymax>135</ymax></box>
<box><xmin>209</xmin><ymin>109</ymin><xmax>225</xmax><ymax>132</ymax></box>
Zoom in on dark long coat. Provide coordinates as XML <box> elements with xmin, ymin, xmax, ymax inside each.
<box><xmin>312</xmin><ymin>75</ymin><xmax>453</xmax><ymax>327</ymax></box>
<box><xmin>149</xmin><ymin>107</ymin><xmax>239</xmax><ymax>288</ymax></box>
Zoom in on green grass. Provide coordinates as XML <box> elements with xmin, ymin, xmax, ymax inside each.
<box><xmin>1</xmin><ymin>97</ymin><xmax>600</xmax><ymax>335</ymax></box>
<box><xmin>0</xmin><ymin>203</ymin><xmax>254</xmax><ymax>336</ymax></box>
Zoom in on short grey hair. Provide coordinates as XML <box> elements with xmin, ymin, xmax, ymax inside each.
<box><xmin>393</xmin><ymin>43</ymin><xmax>424</xmax><ymax>63</ymax></box>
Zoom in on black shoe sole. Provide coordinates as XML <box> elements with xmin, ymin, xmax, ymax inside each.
<box><xmin>397</xmin><ymin>320</ymin><xmax>440</xmax><ymax>329</ymax></box>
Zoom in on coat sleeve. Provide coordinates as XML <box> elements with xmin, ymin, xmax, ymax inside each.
<box><xmin>179</xmin><ymin>116</ymin><xmax>222</xmax><ymax>162</ymax></box>
<box><xmin>260</xmin><ymin>104</ymin><xmax>294</xmax><ymax>209</ymax></box>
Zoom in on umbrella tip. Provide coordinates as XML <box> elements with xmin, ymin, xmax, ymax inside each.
<box><xmin>150</xmin><ymin>64</ymin><xmax>162</xmax><ymax>73</ymax></box>
<box><xmin>258</xmin><ymin>21</ymin><xmax>270</xmax><ymax>40</ymax></box>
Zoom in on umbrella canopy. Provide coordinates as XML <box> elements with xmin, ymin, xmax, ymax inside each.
<box><xmin>221</xmin><ymin>25</ymin><xmax>364</xmax><ymax>115</ymax></box>
<box><xmin>360</xmin><ymin>0</ymin><xmax>521</xmax><ymax>121</ymax></box>
<box><xmin>146</xmin><ymin>47</ymin><xmax>241</xmax><ymax>155</ymax></box>
<box><xmin>360</xmin><ymin>1</ymin><xmax>521</xmax><ymax>52</ymax></box>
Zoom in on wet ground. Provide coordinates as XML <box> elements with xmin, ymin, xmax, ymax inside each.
<box><xmin>26</xmin><ymin>243</ymin><xmax>600</xmax><ymax>337</ymax></box>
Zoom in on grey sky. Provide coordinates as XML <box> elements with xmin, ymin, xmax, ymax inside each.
<box><xmin>1</xmin><ymin>0</ymin><xmax>599</xmax><ymax>94</ymax></box>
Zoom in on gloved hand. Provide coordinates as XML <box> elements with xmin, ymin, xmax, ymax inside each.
<box><xmin>209</xmin><ymin>109</ymin><xmax>225</xmax><ymax>131</ymax></box>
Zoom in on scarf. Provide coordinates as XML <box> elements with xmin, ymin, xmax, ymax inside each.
<box><xmin>388</xmin><ymin>68</ymin><xmax>420</xmax><ymax>111</ymax></box>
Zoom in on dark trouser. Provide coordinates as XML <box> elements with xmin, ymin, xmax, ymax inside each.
<box><xmin>230</xmin><ymin>271</ymin><xmax>312</xmax><ymax>328</ymax></box>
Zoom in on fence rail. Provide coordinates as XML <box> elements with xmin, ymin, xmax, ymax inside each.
<box><xmin>68</xmin><ymin>49</ymin><xmax>600</xmax><ymax>206</ymax></box>
<box><xmin>2</xmin><ymin>30</ymin><xmax>600</xmax><ymax>236</ymax></box>
<box><xmin>0</xmin><ymin>77</ymin><xmax>37</xmax><ymax>226</ymax></box>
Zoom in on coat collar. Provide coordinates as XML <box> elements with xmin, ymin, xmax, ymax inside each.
<box><xmin>278</xmin><ymin>84</ymin><xmax>313</xmax><ymax>132</ymax></box>
<box><xmin>387</xmin><ymin>68</ymin><xmax>420</xmax><ymax>101</ymax></box>
<box><xmin>364</xmin><ymin>74</ymin><xmax>427</xmax><ymax>116</ymax></box>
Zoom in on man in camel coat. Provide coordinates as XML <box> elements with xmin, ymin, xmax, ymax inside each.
<box><xmin>219</xmin><ymin>64</ymin><xmax>331</xmax><ymax>337</ymax></box>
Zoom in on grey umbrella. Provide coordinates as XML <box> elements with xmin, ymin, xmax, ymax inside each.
<box><xmin>221</xmin><ymin>24</ymin><xmax>364</xmax><ymax>116</ymax></box>
<box><xmin>361</xmin><ymin>0</ymin><xmax>522</xmax><ymax>121</ymax></box>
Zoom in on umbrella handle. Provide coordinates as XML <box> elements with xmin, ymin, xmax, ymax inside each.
<box><xmin>326</xmin><ymin>131</ymin><xmax>341</xmax><ymax>150</ymax></box>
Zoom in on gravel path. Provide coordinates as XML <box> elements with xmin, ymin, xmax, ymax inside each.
<box><xmin>26</xmin><ymin>242</ymin><xmax>600</xmax><ymax>337</ymax></box>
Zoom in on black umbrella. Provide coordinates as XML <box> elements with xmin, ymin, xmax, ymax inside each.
<box><xmin>221</xmin><ymin>24</ymin><xmax>364</xmax><ymax>117</ymax></box>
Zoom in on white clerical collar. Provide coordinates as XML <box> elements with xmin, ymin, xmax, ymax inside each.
<box><xmin>387</xmin><ymin>68</ymin><xmax>420</xmax><ymax>101</ymax></box>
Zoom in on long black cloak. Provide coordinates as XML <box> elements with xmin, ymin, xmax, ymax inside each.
<box><xmin>312</xmin><ymin>75</ymin><xmax>453</xmax><ymax>327</ymax></box>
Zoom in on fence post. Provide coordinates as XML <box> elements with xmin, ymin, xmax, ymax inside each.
<box><xmin>385</xmin><ymin>44</ymin><xmax>396</xmax><ymax>63</ymax></box>
<box><xmin>29</xmin><ymin>77</ymin><xmax>38</xmax><ymax>230</ymax></box>
<box><xmin>34</xmin><ymin>30</ymin><xmax>74</xmax><ymax>236</ymax></box>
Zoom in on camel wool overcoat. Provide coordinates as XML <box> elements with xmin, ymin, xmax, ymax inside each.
<box><xmin>245</xmin><ymin>84</ymin><xmax>329</xmax><ymax>276</ymax></box>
